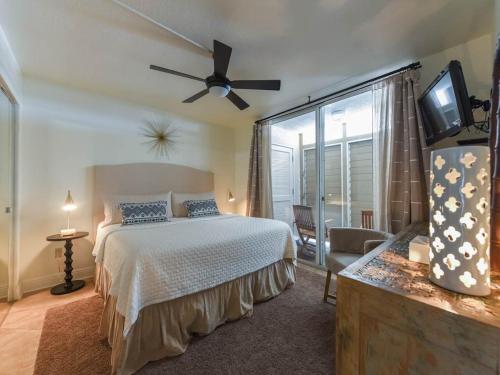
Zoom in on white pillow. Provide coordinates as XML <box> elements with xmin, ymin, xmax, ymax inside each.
<box><xmin>171</xmin><ymin>192</ymin><xmax>215</xmax><ymax>217</ymax></box>
<box><xmin>102</xmin><ymin>192</ymin><xmax>173</xmax><ymax>226</ymax></box>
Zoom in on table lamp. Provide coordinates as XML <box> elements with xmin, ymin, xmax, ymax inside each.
<box><xmin>428</xmin><ymin>146</ymin><xmax>490</xmax><ymax>296</ymax></box>
<box><xmin>61</xmin><ymin>190</ymin><xmax>77</xmax><ymax>236</ymax></box>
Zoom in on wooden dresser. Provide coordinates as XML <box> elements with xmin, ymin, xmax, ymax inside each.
<box><xmin>336</xmin><ymin>222</ymin><xmax>500</xmax><ymax>375</ymax></box>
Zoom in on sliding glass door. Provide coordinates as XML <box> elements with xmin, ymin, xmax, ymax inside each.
<box><xmin>270</xmin><ymin>89</ymin><xmax>374</xmax><ymax>267</ymax></box>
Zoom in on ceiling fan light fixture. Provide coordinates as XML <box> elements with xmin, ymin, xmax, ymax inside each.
<box><xmin>209</xmin><ymin>84</ymin><xmax>230</xmax><ymax>97</ymax></box>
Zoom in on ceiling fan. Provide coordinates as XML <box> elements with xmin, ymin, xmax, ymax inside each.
<box><xmin>150</xmin><ymin>40</ymin><xmax>281</xmax><ymax>110</ymax></box>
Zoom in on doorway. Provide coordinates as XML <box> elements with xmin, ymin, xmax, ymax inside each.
<box><xmin>0</xmin><ymin>83</ymin><xmax>15</xmax><ymax>299</ymax></box>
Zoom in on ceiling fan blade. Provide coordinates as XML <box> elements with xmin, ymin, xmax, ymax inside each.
<box><xmin>183</xmin><ymin>89</ymin><xmax>210</xmax><ymax>103</ymax></box>
<box><xmin>150</xmin><ymin>65</ymin><xmax>205</xmax><ymax>82</ymax></box>
<box><xmin>213</xmin><ymin>40</ymin><xmax>232</xmax><ymax>77</ymax></box>
<box><xmin>230</xmin><ymin>80</ymin><xmax>281</xmax><ymax>91</ymax></box>
<box><xmin>226</xmin><ymin>91</ymin><xmax>249</xmax><ymax>110</ymax></box>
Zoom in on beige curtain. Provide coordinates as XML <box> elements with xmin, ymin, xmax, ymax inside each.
<box><xmin>373</xmin><ymin>69</ymin><xmax>430</xmax><ymax>233</ymax></box>
<box><xmin>246</xmin><ymin>121</ymin><xmax>274</xmax><ymax>218</ymax></box>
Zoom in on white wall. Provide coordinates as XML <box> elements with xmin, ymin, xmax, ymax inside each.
<box><xmin>18</xmin><ymin>78</ymin><xmax>235</xmax><ymax>293</ymax></box>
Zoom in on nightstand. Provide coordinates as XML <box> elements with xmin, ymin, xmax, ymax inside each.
<box><xmin>46</xmin><ymin>231</ymin><xmax>89</xmax><ymax>295</ymax></box>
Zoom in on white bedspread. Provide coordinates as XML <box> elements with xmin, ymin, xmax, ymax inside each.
<box><xmin>92</xmin><ymin>215</ymin><xmax>296</xmax><ymax>336</ymax></box>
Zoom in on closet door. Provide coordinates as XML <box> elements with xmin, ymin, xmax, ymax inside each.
<box><xmin>0</xmin><ymin>88</ymin><xmax>13</xmax><ymax>297</ymax></box>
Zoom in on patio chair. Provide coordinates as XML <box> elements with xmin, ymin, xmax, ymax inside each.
<box><xmin>292</xmin><ymin>205</ymin><xmax>333</xmax><ymax>250</ymax></box>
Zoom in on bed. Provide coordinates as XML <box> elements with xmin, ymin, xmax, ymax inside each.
<box><xmin>91</xmin><ymin>163</ymin><xmax>297</xmax><ymax>374</ymax></box>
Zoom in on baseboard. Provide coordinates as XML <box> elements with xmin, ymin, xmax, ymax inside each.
<box><xmin>0</xmin><ymin>284</ymin><xmax>7</xmax><ymax>299</ymax></box>
<box><xmin>20</xmin><ymin>266</ymin><xmax>95</xmax><ymax>295</ymax></box>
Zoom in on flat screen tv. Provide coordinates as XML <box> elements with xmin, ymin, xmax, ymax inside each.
<box><xmin>418</xmin><ymin>60</ymin><xmax>474</xmax><ymax>146</ymax></box>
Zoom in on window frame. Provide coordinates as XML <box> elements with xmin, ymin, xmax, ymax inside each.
<box><xmin>346</xmin><ymin>137</ymin><xmax>373</xmax><ymax>227</ymax></box>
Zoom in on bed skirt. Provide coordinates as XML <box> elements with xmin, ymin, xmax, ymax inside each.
<box><xmin>95</xmin><ymin>259</ymin><xmax>296</xmax><ymax>374</ymax></box>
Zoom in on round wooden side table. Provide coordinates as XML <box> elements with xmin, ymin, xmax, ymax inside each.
<box><xmin>46</xmin><ymin>231</ymin><xmax>89</xmax><ymax>295</ymax></box>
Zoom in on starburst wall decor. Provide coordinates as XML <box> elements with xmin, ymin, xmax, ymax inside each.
<box><xmin>141</xmin><ymin>120</ymin><xmax>179</xmax><ymax>159</ymax></box>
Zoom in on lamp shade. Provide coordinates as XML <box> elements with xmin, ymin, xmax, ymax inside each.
<box><xmin>209</xmin><ymin>84</ymin><xmax>230</xmax><ymax>97</ymax></box>
<box><xmin>62</xmin><ymin>190</ymin><xmax>76</xmax><ymax>212</ymax></box>
<box><xmin>429</xmin><ymin>146</ymin><xmax>490</xmax><ymax>296</ymax></box>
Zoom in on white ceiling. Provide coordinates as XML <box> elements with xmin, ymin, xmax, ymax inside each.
<box><xmin>0</xmin><ymin>0</ymin><xmax>493</xmax><ymax>128</ymax></box>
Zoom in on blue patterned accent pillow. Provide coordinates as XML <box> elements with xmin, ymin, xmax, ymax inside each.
<box><xmin>184</xmin><ymin>198</ymin><xmax>220</xmax><ymax>218</ymax></box>
<box><xmin>119</xmin><ymin>200</ymin><xmax>169</xmax><ymax>225</ymax></box>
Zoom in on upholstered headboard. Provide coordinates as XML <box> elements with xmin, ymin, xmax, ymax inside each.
<box><xmin>93</xmin><ymin>163</ymin><xmax>214</xmax><ymax>230</ymax></box>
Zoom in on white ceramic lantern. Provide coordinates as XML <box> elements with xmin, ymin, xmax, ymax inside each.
<box><xmin>429</xmin><ymin>146</ymin><xmax>490</xmax><ymax>296</ymax></box>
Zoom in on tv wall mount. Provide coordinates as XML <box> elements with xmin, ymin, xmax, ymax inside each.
<box><xmin>470</xmin><ymin>96</ymin><xmax>491</xmax><ymax>112</ymax></box>
<box><xmin>467</xmin><ymin>95</ymin><xmax>490</xmax><ymax>134</ymax></box>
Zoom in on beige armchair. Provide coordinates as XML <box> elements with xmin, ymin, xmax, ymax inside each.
<box><xmin>324</xmin><ymin>227</ymin><xmax>393</xmax><ymax>302</ymax></box>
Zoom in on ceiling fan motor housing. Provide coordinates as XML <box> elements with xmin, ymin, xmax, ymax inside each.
<box><xmin>206</xmin><ymin>75</ymin><xmax>231</xmax><ymax>97</ymax></box>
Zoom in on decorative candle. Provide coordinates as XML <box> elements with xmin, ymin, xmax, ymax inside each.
<box><xmin>429</xmin><ymin>146</ymin><xmax>490</xmax><ymax>296</ymax></box>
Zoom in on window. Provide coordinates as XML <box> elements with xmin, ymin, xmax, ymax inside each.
<box><xmin>348</xmin><ymin>139</ymin><xmax>373</xmax><ymax>227</ymax></box>
<box><xmin>320</xmin><ymin>90</ymin><xmax>374</xmax><ymax>227</ymax></box>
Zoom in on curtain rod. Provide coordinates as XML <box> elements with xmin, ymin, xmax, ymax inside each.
<box><xmin>256</xmin><ymin>61</ymin><xmax>421</xmax><ymax>124</ymax></box>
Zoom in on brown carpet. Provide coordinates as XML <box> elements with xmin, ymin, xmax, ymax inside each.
<box><xmin>34</xmin><ymin>267</ymin><xmax>335</xmax><ymax>375</ymax></box>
